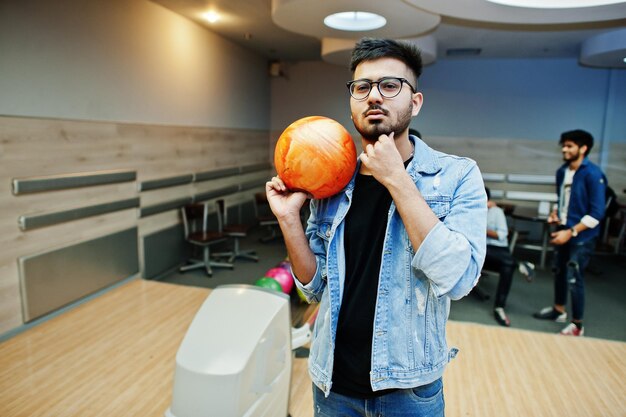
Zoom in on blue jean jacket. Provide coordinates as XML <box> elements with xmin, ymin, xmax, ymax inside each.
<box><xmin>555</xmin><ymin>157</ymin><xmax>606</xmax><ymax>243</ymax></box>
<box><xmin>295</xmin><ymin>136</ymin><xmax>487</xmax><ymax>396</ymax></box>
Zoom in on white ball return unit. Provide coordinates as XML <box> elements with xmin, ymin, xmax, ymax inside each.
<box><xmin>166</xmin><ymin>284</ymin><xmax>312</xmax><ymax>417</ymax></box>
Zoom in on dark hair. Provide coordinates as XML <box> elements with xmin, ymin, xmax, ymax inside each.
<box><xmin>350</xmin><ymin>38</ymin><xmax>423</xmax><ymax>86</ymax></box>
<box><xmin>559</xmin><ymin>129</ymin><xmax>594</xmax><ymax>156</ymax></box>
<box><xmin>485</xmin><ymin>187</ymin><xmax>491</xmax><ymax>200</ymax></box>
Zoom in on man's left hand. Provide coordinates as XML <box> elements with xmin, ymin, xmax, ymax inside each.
<box><xmin>360</xmin><ymin>132</ymin><xmax>405</xmax><ymax>186</ymax></box>
<box><xmin>550</xmin><ymin>229</ymin><xmax>571</xmax><ymax>245</ymax></box>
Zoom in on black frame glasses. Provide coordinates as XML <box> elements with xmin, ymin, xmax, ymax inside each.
<box><xmin>346</xmin><ymin>77</ymin><xmax>416</xmax><ymax>100</ymax></box>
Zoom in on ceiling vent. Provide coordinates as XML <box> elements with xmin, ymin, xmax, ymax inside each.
<box><xmin>446</xmin><ymin>48</ymin><xmax>482</xmax><ymax>57</ymax></box>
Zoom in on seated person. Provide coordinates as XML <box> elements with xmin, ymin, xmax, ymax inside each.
<box><xmin>484</xmin><ymin>187</ymin><xmax>535</xmax><ymax>326</ymax></box>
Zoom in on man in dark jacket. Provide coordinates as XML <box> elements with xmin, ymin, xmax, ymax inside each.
<box><xmin>533</xmin><ymin>129</ymin><xmax>606</xmax><ymax>336</ymax></box>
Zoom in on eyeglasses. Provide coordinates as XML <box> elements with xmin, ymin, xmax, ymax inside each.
<box><xmin>346</xmin><ymin>77</ymin><xmax>416</xmax><ymax>100</ymax></box>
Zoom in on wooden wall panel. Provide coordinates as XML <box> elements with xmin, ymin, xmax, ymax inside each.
<box><xmin>430</xmin><ymin>135</ymin><xmax>625</xmax><ymax>205</ymax></box>
<box><xmin>423</xmin><ymin>136</ymin><xmax>563</xmax><ymax>177</ymax></box>
<box><xmin>0</xmin><ymin>116</ymin><xmax>271</xmax><ymax>334</ymax></box>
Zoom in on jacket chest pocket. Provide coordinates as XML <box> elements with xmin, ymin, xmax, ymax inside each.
<box><xmin>423</xmin><ymin>195</ymin><xmax>451</xmax><ymax>220</ymax></box>
<box><xmin>315</xmin><ymin>222</ymin><xmax>334</xmax><ymax>256</ymax></box>
<box><xmin>315</xmin><ymin>221</ymin><xmax>333</xmax><ymax>241</ymax></box>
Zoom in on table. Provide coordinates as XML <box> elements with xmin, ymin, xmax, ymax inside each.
<box><xmin>510</xmin><ymin>208</ymin><xmax>553</xmax><ymax>268</ymax></box>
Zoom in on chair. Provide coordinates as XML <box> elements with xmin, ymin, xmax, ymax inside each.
<box><xmin>180</xmin><ymin>202</ymin><xmax>234</xmax><ymax>276</ymax></box>
<box><xmin>254</xmin><ymin>192</ymin><xmax>282</xmax><ymax>242</ymax></box>
<box><xmin>598</xmin><ymin>203</ymin><xmax>626</xmax><ymax>255</ymax></box>
<box><xmin>214</xmin><ymin>198</ymin><xmax>259</xmax><ymax>263</ymax></box>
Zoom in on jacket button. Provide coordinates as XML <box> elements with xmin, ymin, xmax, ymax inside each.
<box><xmin>326</xmin><ymin>230</ymin><xmax>331</xmax><ymax>237</ymax></box>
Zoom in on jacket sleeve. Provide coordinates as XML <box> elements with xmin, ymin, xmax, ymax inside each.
<box><xmin>291</xmin><ymin>199</ymin><xmax>327</xmax><ymax>303</ymax></box>
<box><xmin>585</xmin><ymin>168</ymin><xmax>606</xmax><ymax>223</ymax></box>
<box><xmin>411</xmin><ymin>161</ymin><xmax>487</xmax><ymax>300</ymax></box>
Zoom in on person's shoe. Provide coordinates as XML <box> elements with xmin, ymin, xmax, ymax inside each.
<box><xmin>533</xmin><ymin>306</ymin><xmax>567</xmax><ymax>322</ymax></box>
<box><xmin>560</xmin><ymin>322</ymin><xmax>584</xmax><ymax>336</ymax></box>
<box><xmin>494</xmin><ymin>307</ymin><xmax>511</xmax><ymax>327</ymax></box>
<box><xmin>518</xmin><ymin>261</ymin><xmax>535</xmax><ymax>282</ymax></box>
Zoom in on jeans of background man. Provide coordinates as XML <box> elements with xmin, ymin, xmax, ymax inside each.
<box><xmin>553</xmin><ymin>238</ymin><xmax>596</xmax><ymax>321</ymax></box>
<box><xmin>312</xmin><ymin>378</ymin><xmax>444</xmax><ymax>417</ymax></box>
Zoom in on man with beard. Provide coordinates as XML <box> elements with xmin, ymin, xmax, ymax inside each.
<box><xmin>533</xmin><ymin>130</ymin><xmax>606</xmax><ymax>337</ymax></box>
<box><xmin>266</xmin><ymin>38</ymin><xmax>486</xmax><ymax>416</ymax></box>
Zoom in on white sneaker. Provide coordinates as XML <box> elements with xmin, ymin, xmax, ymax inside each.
<box><xmin>518</xmin><ymin>261</ymin><xmax>535</xmax><ymax>282</ymax></box>
<box><xmin>533</xmin><ymin>306</ymin><xmax>567</xmax><ymax>322</ymax></box>
<box><xmin>560</xmin><ymin>322</ymin><xmax>584</xmax><ymax>336</ymax></box>
<box><xmin>493</xmin><ymin>307</ymin><xmax>510</xmax><ymax>327</ymax></box>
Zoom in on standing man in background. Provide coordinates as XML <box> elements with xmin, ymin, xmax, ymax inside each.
<box><xmin>266</xmin><ymin>38</ymin><xmax>486</xmax><ymax>416</ymax></box>
<box><xmin>533</xmin><ymin>129</ymin><xmax>606</xmax><ymax>336</ymax></box>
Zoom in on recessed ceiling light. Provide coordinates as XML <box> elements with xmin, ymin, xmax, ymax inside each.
<box><xmin>323</xmin><ymin>11</ymin><xmax>386</xmax><ymax>31</ymax></box>
<box><xmin>486</xmin><ymin>0</ymin><xmax>625</xmax><ymax>8</ymax></box>
<box><xmin>201</xmin><ymin>11</ymin><xmax>220</xmax><ymax>23</ymax></box>
<box><xmin>623</xmin><ymin>57</ymin><xmax>626</xmax><ymax>63</ymax></box>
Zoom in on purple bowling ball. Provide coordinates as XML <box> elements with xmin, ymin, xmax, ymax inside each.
<box><xmin>265</xmin><ymin>267</ymin><xmax>294</xmax><ymax>294</ymax></box>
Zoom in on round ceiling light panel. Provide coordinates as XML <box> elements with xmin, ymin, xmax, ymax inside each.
<box><xmin>324</xmin><ymin>11</ymin><xmax>387</xmax><ymax>31</ymax></box>
<box><xmin>487</xmin><ymin>0</ymin><xmax>625</xmax><ymax>8</ymax></box>
<box><xmin>403</xmin><ymin>0</ymin><xmax>626</xmax><ymax>24</ymax></box>
<box><xmin>271</xmin><ymin>0</ymin><xmax>440</xmax><ymax>39</ymax></box>
<box><xmin>580</xmin><ymin>28</ymin><xmax>626</xmax><ymax>68</ymax></box>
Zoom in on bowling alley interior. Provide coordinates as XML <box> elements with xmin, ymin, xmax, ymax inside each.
<box><xmin>1</xmin><ymin>1</ymin><xmax>625</xmax><ymax>416</ymax></box>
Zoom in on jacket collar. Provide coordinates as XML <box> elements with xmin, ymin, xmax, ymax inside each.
<box><xmin>559</xmin><ymin>156</ymin><xmax>589</xmax><ymax>173</ymax></box>
<box><xmin>408</xmin><ymin>135</ymin><xmax>442</xmax><ymax>176</ymax></box>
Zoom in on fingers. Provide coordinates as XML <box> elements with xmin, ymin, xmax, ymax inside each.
<box><xmin>550</xmin><ymin>231</ymin><xmax>567</xmax><ymax>245</ymax></box>
<box><xmin>266</xmin><ymin>176</ymin><xmax>310</xmax><ymax>201</ymax></box>
<box><xmin>363</xmin><ymin>133</ymin><xmax>393</xmax><ymax>158</ymax></box>
<box><xmin>266</xmin><ymin>176</ymin><xmax>287</xmax><ymax>192</ymax></box>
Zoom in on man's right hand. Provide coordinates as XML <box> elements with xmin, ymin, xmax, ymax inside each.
<box><xmin>266</xmin><ymin>176</ymin><xmax>309</xmax><ymax>221</ymax></box>
<box><xmin>265</xmin><ymin>176</ymin><xmax>317</xmax><ymax>286</ymax></box>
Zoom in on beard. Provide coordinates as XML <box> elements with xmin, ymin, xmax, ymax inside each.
<box><xmin>563</xmin><ymin>149</ymin><xmax>581</xmax><ymax>162</ymax></box>
<box><xmin>353</xmin><ymin>102</ymin><xmax>413</xmax><ymax>142</ymax></box>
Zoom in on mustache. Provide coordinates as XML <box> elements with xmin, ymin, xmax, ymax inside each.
<box><xmin>363</xmin><ymin>104</ymin><xmax>388</xmax><ymax>117</ymax></box>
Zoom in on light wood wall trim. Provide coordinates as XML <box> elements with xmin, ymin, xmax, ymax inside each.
<box><xmin>505</xmin><ymin>190</ymin><xmax>558</xmax><ymax>202</ymax></box>
<box><xmin>11</xmin><ymin>169</ymin><xmax>136</xmax><ymax>195</ymax></box>
<box><xmin>507</xmin><ymin>174</ymin><xmax>555</xmax><ymax>185</ymax></box>
<box><xmin>194</xmin><ymin>167</ymin><xmax>240</xmax><ymax>182</ymax></box>
<box><xmin>482</xmin><ymin>172</ymin><xmax>507</xmax><ymax>182</ymax></box>
<box><xmin>239</xmin><ymin>162</ymin><xmax>272</xmax><ymax>174</ymax></box>
<box><xmin>138</xmin><ymin>174</ymin><xmax>194</xmax><ymax>192</ymax></box>
<box><xmin>240</xmin><ymin>178</ymin><xmax>268</xmax><ymax>191</ymax></box>
<box><xmin>193</xmin><ymin>185</ymin><xmax>240</xmax><ymax>204</ymax></box>
<box><xmin>139</xmin><ymin>197</ymin><xmax>194</xmax><ymax>218</ymax></box>
<box><xmin>194</xmin><ymin>163</ymin><xmax>271</xmax><ymax>183</ymax></box>
<box><xmin>18</xmin><ymin>197</ymin><xmax>140</xmax><ymax>231</ymax></box>
<box><xmin>138</xmin><ymin>179</ymin><xmax>268</xmax><ymax>219</ymax></box>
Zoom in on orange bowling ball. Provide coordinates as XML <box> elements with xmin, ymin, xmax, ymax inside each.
<box><xmin>274</xmin><ymin>116</ymin><xmax>357</xmax><ymax>199</ymax></box>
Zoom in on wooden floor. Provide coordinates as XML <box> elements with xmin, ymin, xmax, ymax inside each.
<box><xmin>1</xmin><ymin>279</ymin><xmax>624</xmax><ymax>417</ymax></box>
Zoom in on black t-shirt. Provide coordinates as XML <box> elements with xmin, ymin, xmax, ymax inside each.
<box><xmin>331</xmin><ymin>170</ymin><xmax>398</xmax><ymax>398</ymax></box>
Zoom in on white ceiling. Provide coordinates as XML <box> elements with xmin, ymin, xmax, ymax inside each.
<box><xmin>152</xmin><ymin>0</ymin><xmax>626</xmax><ymax>66</ymax></box>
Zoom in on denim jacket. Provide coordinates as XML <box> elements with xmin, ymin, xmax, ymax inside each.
<box><xmin>294</xmin><ymin>136</ymin><xmax>487</xmax><ymax>396</ymax></box>
<box><xmin>556</xmin><ymin>157</ymin><xmax>606</xmax><ymax>243</ymax></box>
